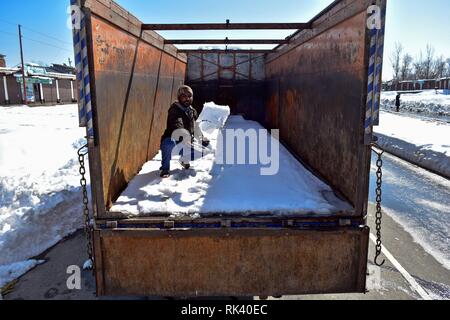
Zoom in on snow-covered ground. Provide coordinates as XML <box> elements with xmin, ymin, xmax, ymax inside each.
<box><xmin>381</xmin><ymin>90</ymin><xmax>450</xmax><ymax>118</ymax></box>
<box><xmin>0</xmin><ymin>104</ymin><xmax>87</xmax><ymax>291</ymax></box>
<box><xmin>111</xmin><ymin>103</ymin><xmax>351</xmax><ymax>217</ymax></box>
<box><xmin>374</xmin><ymin>111</ymin><xmax>450</xmax><ymax>178</ymax></box>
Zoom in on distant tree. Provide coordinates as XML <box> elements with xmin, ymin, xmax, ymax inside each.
<box><xmin>423</xmin><ymin>44</ymin><xmax>435</xmax><ymax>79</ymax></box>
<box><xmin>413</xmin><ymin>52</ymin><xmax>425</xmax><ymax>79</ymax></box>
<box><xmin>400</xmin><ymin>53</ymin><xmax>413</xmax><ymax>80</ymax></box>
<box><xmin>434</xmin><ymin>55</ymin><xmax>446</xmax><ymax>79</ymax></box>
<box><xmin>445</xmin><ymin>58</ymin><xmax>450</xmax><ymax>77</ymax></box>
<box><xmin>413</xmin><ymin>45</ymin><xmax>436</xmax><ymax>79</ymax></box>
<box><xmin>390</xmin><ymin>42</ymin><xmax>403</xmax><ymax>81</ymax></box>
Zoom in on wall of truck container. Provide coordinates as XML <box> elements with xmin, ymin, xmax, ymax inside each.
<box><xmin>186</xmin><ymin>51</ymin><xmax>266</xmax><ymax>124</ymax></box>
<box><xmin>264</xmin><ymin>0</ymin><xmax>376</xmax><ymax>213</ymax></box>
<box><xmin>79</xmin><ymin>0</ymin><xmax>187</xmax><ymax>213</ymax></box>
<box><xmin>77</xmin><ymin>0</ymin><xmax>381</xmax><ymax>297</ymax></box>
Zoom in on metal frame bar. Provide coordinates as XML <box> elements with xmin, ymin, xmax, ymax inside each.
<box><xmin>165</xmin><ymin>39</ymin><xmax>288</xmax><ymax>45</ymax></box>
<box><xmin>142</xmin><ymin>22</ymin><xmax>311</xmax><ymax>30</ymax></box>
<box><xmin>179</xmin><ymin>49</ymin><xmax>273</xmax><ymax>54</ymax></box>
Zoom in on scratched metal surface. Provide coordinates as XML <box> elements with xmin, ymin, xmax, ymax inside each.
<box><xmin>265</xmin><ymin>10</ymin><xmax>370</xmax><ymax>211</ymax></box>
<box><xmin>90</xmin><ymin>15</ymin><xmax>186</xmax><ymax>211</ymax></box>
<box><xmin>95</xmin><ymin>227</ymin><xmax>368</xmax><ymax>296</ymax></box>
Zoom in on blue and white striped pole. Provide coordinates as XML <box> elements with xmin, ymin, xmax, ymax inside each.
<box><xmin>372</xmin><ymin>0</ymin><xmax>386</xmax><ymax>126</ymax></box>
<box><xmin>80</xmin><ymin>16</ymin><xmax>94</xmax><ymax>138</ymax></box>
<box><xmin>364</xmin><ymin>26</ymin><xmax>378</xmax><ymax>145</ymax></box>
<box><xmin>71</xmin><ymin>0</ymin><xmax>86</xmax><ymax>127</ymax></box>
<box><xmin>71</xmin><ymin>0</ymin><xmax>94</xmax><ymax>139</ymax></box>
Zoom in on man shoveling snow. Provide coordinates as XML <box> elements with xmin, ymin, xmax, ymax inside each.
<box><xmin>159</xmin><ymin>85</ymin><xmax>212</xmax><ymax>178</ymax></box>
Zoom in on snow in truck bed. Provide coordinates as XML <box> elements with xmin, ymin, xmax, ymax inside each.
<box><xmin>110</xmin><ymin>103</ymin><xmax>352</xmax><ymax>217</ymax></box>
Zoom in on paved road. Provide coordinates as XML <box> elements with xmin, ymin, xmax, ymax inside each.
<box><xmin>4</xmin><ymin>154</ymin><xmax>450</xmax><ymax>300</ymax></box>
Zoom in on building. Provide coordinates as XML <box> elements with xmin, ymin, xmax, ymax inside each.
<box><xmin>384</xmin><ymin>78</ymin><xmax>450</xmax><ymax>92</ymax></box>
<box><xmin>0</xmin><ymin>56</ymin><xmax>77</xmax><ymax>105</ymax></box>
<box><xmin>0</xmin><ymin>54</ymin><xmax>6</xmax><ymax>68</ymax></box>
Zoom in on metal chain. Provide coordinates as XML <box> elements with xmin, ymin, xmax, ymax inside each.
<box><xmin>77</xmin><ymin>143</ymin><xmax>94</xmax><ymax>270</ymax></box>
<box><xmin>372</xmin><ymin>143</ymin><xmax>385</xmax><ymax>267</ymax></box>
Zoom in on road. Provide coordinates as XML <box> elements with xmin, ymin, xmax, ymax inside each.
<box><xmin>3</xmin><ymin>153</ymin><xmax>450</xmax><ymax>300</ymax></box>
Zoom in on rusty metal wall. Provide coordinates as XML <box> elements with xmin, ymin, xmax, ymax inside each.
<box><xmin>187</xmin><ymin>52</ymin><xmax>265</xmax><ymax>82</ymax></box>
<box><xmin>265</xmin><ymin>0</ymin><xmax>374</xmax><ymax>212</ymax></box>
<box><xmin>189</xmin><ymin>81</ymin><xmax>266</xmax><ymax>124</ymax></box>
<box><xmin>186</xmin><ymin>52</ymin><xmax>266</xmax><ymax>122</ymax></box>
<box><xmin>86</xmin><ymin>11</ymin><xmax>186</xmax><ymax>214</ymax></box>
<box><xmin>94</xmin><ymin>227</ymin><xmax>369</xmax><ymax>296</ymax></box>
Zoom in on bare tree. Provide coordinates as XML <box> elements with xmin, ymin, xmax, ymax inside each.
<box><xmin>445</xmin><ymin>58</ymin><xmax>450</xmax><ymax>77</ymax></box>
<box><xmin>390</xmin><ymin>42</ymin><xmax>402</xmax><ymax>81</ymax></box>
<box><xmin>423</xmin><ymin>44</ymin><xmax>435</xmax><ymax>79</ymax></box>
<box><xmin>413</xmin><ymin>52</ymin><xmax>425</xmax><ymax>79</ymax></box>
<box><xmin>400</xmin><ymin>53</ymin><xmax>413</xmax><ymax>80</ymax></box>
<box><xmin>434</xmin><ymin>55</ymin><xmax>446</xmax><ymax>79</ymax></box>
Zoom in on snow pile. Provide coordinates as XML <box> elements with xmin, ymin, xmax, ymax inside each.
<box><xmin>374</xmin><ymin>111</ymin><xmax>450</xmax><ymax>178</ymax></box>
<box><xmin>0</xmin><ymin>260</ymin><xmax>45</xmax><ymax>290</ymax></box>
<box><xmin>197</xmin><ymin>101</ymin><xmax>231</xmax><ymax>137</ymax></box>
<box><xmin>111</xmin><ymin>103</ymin><xmax>351</xmax><ymax>217</ymax></box>
<box><xmin>381</xmin><ymin>90</ymin><xmax>450</xmax><ymax>117</ymax></box>
<box><xmin>0</xmin><ymin>104</ymin><xmax>87</xmax><ymax>288</ymax></box>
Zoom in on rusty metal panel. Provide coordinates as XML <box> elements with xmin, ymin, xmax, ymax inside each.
<box><xmin>95</xmin><ymin>227</ymin><xmax>368</xmax><ymax>297</ymax></box>
<box><xmin>187</xmin><ymin>54</ymin><xmax>201</xmax><ymax>81</ymax></box>
<box><xmin>265</xmin><ymin>4</ymin><xmax>371</xmax><ymax>211</ymax></box>
<box><xmin>88</xmin><ymin>14</ymin><xmax>186</xmax><ymax>214</ymax></box>
<box><xmin>236</xmin><ymin>53</ymin><xmax>250</xmax><ymax>80</ymax></box>
<box><xmin>250</xmin><ymin>54</ymin><xmax>265</xmax><ymax>81</ymax></box>
<box><xmin>171</xmin><ymin>59</ymin><xmax>187</xmax><ymax>102</ymax></box>
<box><xmin>203</xmin><ymin>53</ymin><xmax>219</xmax><ymax>81</ymax></box>
<box><xmin>187</xmin><ymin>52</ymin><xmax>265</xmax><ymax>83</ymax></box>
<box><xmin>146</xmin><ymin>53</ymin><xmax>177</xmax><ymax>161</ymax></box>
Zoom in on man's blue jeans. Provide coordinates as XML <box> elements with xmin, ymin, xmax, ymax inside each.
<box><xmin>160</xmin><ymin>137</ymin><xmax>195</xmax><ymax>171</ymax></box>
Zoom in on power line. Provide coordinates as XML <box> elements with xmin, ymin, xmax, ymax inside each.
<box><xmin>0</xmin><ymin>17</ymin><xmax>73</xmax><ymax>47</ymax></box>
<box><xmin>22</xmin><ymin>36</ymin><xmax>73</xmax><ymax>53</ymax></box>
<box><xmin>21</xmin><ymin>25</ymin><xmax>73</xmax><ymax>46</ymax></box>
<box><xmin>0</xmin><ymin>29</ymin><xmax>17</xmax><ymax>38</ymax></box>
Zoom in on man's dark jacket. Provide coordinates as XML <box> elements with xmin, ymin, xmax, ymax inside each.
<box><xmin>161</xmin><ymin>102</ymin><xmax>199</xmax><ymax>143</ymax></box>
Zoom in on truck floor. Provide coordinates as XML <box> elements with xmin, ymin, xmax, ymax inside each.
<box><xmin>110</xmin><ymin>116</ymin><xmax>352</xmax><ymax>218</ymax></box>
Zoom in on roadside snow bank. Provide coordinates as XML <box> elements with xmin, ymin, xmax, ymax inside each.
<box><xmin>374</xmin><ymin>111</ymin><xmax>450</xmax><ymax>178</ymax></box>
<box><xmin>381</xmin><ymin>90</ymin><xmax>450</xmax><ymax>118</ymax></box>
<box><xmin>0</xmin><ymin>105</ymin><xmax>87</xmax><ymax>287</ymax></box>
<box><xmin>0</xmin><ymin>259</ymin><xmax>45</xmax><ymax>290</ymax></box>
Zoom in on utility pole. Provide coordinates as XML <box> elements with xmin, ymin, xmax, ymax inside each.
<box><xmin>18</xmin><ymin>24</ymin><xmax>27</xmax><ymax>104</ymax></box>
<box><xmin>68</xmin><ymin>57</ymin><xmax>72</xmax><ymax>67</ymax></box>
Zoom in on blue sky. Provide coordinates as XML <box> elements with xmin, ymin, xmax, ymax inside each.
<box><xmin>0</xmin><ymin>0</ymin><xmax>449</xmax><ymax>80</ymax></box>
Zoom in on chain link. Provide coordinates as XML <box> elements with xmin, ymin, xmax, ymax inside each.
<box><xmin>372</xmin><ymin>143</ymin><xmax>385</xmax><ymax>267</ymax></box>
<box><xmin>77</xmin><ymin>143</ymin><xmax>94</xmax><ymax>271</ymax></box>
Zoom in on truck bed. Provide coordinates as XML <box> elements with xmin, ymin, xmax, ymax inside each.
<box><xmin>110</xmin><ymin>115</ymin><xmax>353</xmax><ymax>218</ymax></box>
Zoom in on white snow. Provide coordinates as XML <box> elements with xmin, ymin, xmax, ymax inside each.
<box><xmin>374</xmin><ymin>111</ymin><xmax>450</xmax><ymax>178</ymax></box>
<box><xmin>381</xmin><ymin>90</ymin><xmax>450</xmax><ymax>117</ymax></box>
<box><xmin>0</xmin><ymin>259</ymin><xmax>45</xmax><ymax>290</ymax></box>
<box><xmin>0</xmin><ymin>104</ymin><xmax>86</xmax><ymax>288</ymax></box>
<box><xmin>111</xmin><ymin>103</ymin><xmax>352</xmax><ymax>217</ymax></box>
